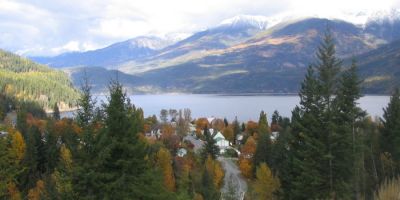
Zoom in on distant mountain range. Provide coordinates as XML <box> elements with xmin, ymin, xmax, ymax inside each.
<box><xmin>31</xmin><ymin>12</ymin><xmax>400</xmax><ymax>94</ymax></box>
<box><xmin>33</xmin><ymin>36</ymin><xmax>174</xmax><ymax>68</ymax></box>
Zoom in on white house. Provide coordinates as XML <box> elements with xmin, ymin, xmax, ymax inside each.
<box><xmin>0</xmin><ymin>131</ymin><xmax>8</xmax><ymax>138</ymax></box>
<box><xmin>213</xmin><ymin>131</ymin><xmax>230</xmax><ymax>153</ymax></box>
<box><xmin>177</xmin><ymin>148</ymin><xmax>187</xmax><ymax>157</ymax></box>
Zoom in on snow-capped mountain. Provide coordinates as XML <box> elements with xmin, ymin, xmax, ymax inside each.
<box><xmin>120</xmin><ymin>36</ymin><xmax>171</xmax><ymax>50</ymax></box>
<box><xmin>31</xmin><ymin>36</ymin><xmax>173</xmax><ymax>68</ymax></box>
<box><xmin>366</xmin><ymin>9</ymin><xmax>400</xmax><ymax>24</ymax></box>
<box><xmin>364</xmin><ymin>9</ymin><xmax>400</xmax><ymax>42</ymax></box>
<box><xmin>219</xmin><ymin>15</ymin><xmax>271</xmax><ymax>30</ymax></box>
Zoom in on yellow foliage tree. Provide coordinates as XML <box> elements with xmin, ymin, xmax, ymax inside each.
<box><xmin>156</xmin><ymin>147</ymin><xmax>176</xmax><ymax>191</ymax></box>
<box><xmin>239</xmin><ymin>136</ymin><xmax>256</xmax><ymax>179</ymax></box>
<box><xmin>239</xmin><ymin>158</ymin><xmax>253</xmax><ymax>179</ymax></box>
<box><xmin>7</xmin><ymin>182</ymin><xmax>21</xmax><ymax>200</ymax></box>
<box><xmin>205</xmin><ymin>155</ymin><xmax>225</xmax><ymax>189</ymax></box>
<box><xmin>253</xmin><ymin>163</ymin><xmax>280</xmax><ymax>200</ymax></box>
<box><xmin>60</xmin><ymin>144</ymin><xmax>72</xmax><ymax>171</ymax></box>
<box><xmin>27</xmin><ymin>180</ymin><xmax>46</xmax><ymax>200</ymax></box>
<box><xmin>193</xmin><ymin>193</ymin><xmax>204</xmax><ymax>200</ymax></box>
<box><xmin>222</xmin><ymin>125</ymin><xmax>234</xmax><ymax>143</ymax></box>
<box><xmin>9</xmin><ymin>131</ymin><xmax>25</xmax><ymax>162</ymax></box>
<box><xmin>374</xmin><ymin>177</ymin><xmax>400</xmax><ymax>200</ymax></box>
<box><xmin>241</xmin><ymin>136</ymin><xmax>256</xmax><ymax>158</ymax></box>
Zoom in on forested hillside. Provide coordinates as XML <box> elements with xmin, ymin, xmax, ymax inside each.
<box><xmin>0</xmin><ymin>50</ymin><xmax>79</xmax><ymax>110</ymax></box>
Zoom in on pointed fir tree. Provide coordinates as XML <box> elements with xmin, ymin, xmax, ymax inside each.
<box><xmin>199</xmin><ymin>169</ymin><xmax>219</xmax><ymax>200</ymax></box>
<box><xmin>286</xmin><ymin>66</ymin><xmax>326</xmax><ymax>199</ymax></box>
<box><xmin>72</xmin><ymin>74</ymin><xmax>99</xmax><ymax>198</ymax></box>
<box><xmin>253</xmin><ymin>110</ymin><xmax>273</xmax><ymax>175</ymax></box>
<box><xmin>334</xmin><ymin>59</ymin><xmax>365</xmax><ymax>197</ymax></box>
<box><xmin>52</xmin><ymin>103</ymin><xmax>60</xmax><ymax>120</ymax></box>
<box><xmin>201</xmin><ymin>126</ymin><xmax>220</xmax><ymax>161</ymax></box>
<box><xmin>284</xmin><ymin>31</ymin><xmax>359</xmax><ymax>199</ymax></box>
<box><xmin>232</xmin><ymin>117</ymin><xmax>241</xmax><ymax>145</ymax></box>
<box><xmin>381</xmin><ymin>88</ymin><xmax>400</xmax><ymax>176</ymax></box>
<box><xmin>76</xmin><ymin>81</ymin><xmax>173</xmax><ymax>199</ymax></box>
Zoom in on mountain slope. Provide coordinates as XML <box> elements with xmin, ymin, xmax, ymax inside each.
<box><xmin>0</xmin><ymin>49</ymin><xmax>80</xmax><ymax>108</ymax></box>
<box><xmin>64</xmin><ymin>67</ymin><xmax>152</xmax><ymax>94</ymax></box>
<box><xmin>356</xmin><ymin>39</ymin><xmax>400</xmax><ymax>93</ymax></box>
<box><xmin>364</xmin><ymin>9</ymin><xmax>400</xmax><ymax>42</ymax></box>
<box><xmin>126</xmin><ymin>18</ymin><xmax>383</xmax><ymax>93</ymax></box>
<box><xmin>32</xmin><ymin>15</ymin><xmax>400</xmax><ymax>94</ymax></box>
<box><xmin>32</xmin><ymin>36</ymin><xmax>172</xmax><ymax>68</ymax></box>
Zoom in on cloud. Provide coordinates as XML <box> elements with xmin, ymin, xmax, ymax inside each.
<box><xmin>0</xmin><ymin>0</ymin><xmax>398</xmax><ymax>56</ymax></box>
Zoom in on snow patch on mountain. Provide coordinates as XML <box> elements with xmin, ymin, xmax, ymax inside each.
<box><xmin>366</xmin><ymin>8</ymin><xmax>400</xmax><ymax>24</ymax></box>
<box><xmin>125</xmin><ymin>36</ymin><xmax>172</xmax><ymax>50</ymax></box>
<box><xmin>219</xmin><ymin>15</ymin><xmax>271</xmax><ymax>30</ymax></box>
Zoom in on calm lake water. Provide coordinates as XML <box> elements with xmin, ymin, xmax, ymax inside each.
<box><xmin>90</xmin><ymin>94</ymin><xmax>390</xmax><ymax>122</ymax></box>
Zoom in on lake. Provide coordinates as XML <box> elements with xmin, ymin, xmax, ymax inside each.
<box><xmin>90</xmin><ymin>94</ymin><xmax>390</xmax><ymax>122</ymax></box>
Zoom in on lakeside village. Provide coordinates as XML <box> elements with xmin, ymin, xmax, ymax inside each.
<box><xmin>143</xmin><ymin>109</ymin><xmax>281</xmax><ymax>158</ymax></box>
<box><xmin>0</xmin><ymin>102</ymin><xmax>285</xmax><ymax>199</ymax></box>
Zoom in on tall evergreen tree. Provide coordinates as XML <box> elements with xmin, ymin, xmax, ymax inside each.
<box><xmin>75</xmin><ymin>73</ymin><xmax>96</xmax><ymax>129</ymax></box>
<box><xmin>381</xmin><ymin>88</ymin><xmax>400</xmax><ymax>176</ymax></box>
<box><xmin>72</xmin><ymin>75</ymin><xmax>99</xmax><ymax>198</ymax></box>
<box><xmin>52</xmin><ymin>103</ymin><xmax>60</xmax><ymax>120</ymax></box>
<box><xmin>201</xmin><ymin>126</ymin><xmax>219</xmax><ymax>161</ymax></box>
<box><xmin>315</xmin><ymin>31</ymin><xmax>342</xmax><ymax>197</ymax></box>
<box><xmin>232</xmin><ymin>117</ymin><xmax>241</xmax><ymax>145</ymax></box>
<box><xmin>286</xmin><ymin>66</ymin><xmax>326</xmax><ymax>199</ymax></box>
<box><xmin>284</xmin><ymin>31</ymin><xmax>358</xmax><ymax>199</ymax></box>
<box><xmin>199</xmin><ymin>169</ymin><xmax>219</xmax><ymax>200</ymax></box>
<box><xmin>334</xmin><ymin>59</ymin><xmax>365</xmax><ymax>198</ymax></box>
<box><xmin>87</xmin><ymin>81</ymin><xmax>172</xmax><ymax>199</ymax></box>
<box><xmin>253</xmin><ymin>111</ymin><xmax>273</xmax><ymax>174</ymax></box>
<box><xmin>20</xmin><ymin>126</ymin><xmax>46</xmax><ymax>191</ymax></box>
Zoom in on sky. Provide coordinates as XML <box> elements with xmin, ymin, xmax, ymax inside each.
<box><xmin>0</xmin><ymin>0</ymin><xmax>399</xmax><ymax>56</ymax></box>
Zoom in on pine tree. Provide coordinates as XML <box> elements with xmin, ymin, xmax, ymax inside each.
<box><xmin>72</xmin><ymin>74</ymin><xmax>98</xmax><ymax>198</ymax></box>
<box><xmin>199</xmin><ymin>169</ymin><xmax>219</xmax><ymax>200</ymax></box>
<box><xmin>284</xmin><ymin>31</ymin><xmax>360</xmax><ymax>199</ymax></box>
<box><xmin>85</xmin><ymin>81</ymin><xmax>172</xmax><ymax>199</ymax></box>
<box><xmin>315</xmin><ymin>31</ymin><xmax>343</xmax><ymax>198</ymax></box>
<box><xmin>52</xmin><ymin>103</ymin><xmax>60</xmax><ymax>120</ymax></box>
<box><xmin>201</xmin><ymin>126</ymin><xmax>219</xmax><ymax>161</ymax></box>
<box><xmin>75</xmin><ymin>73</ymin><xmax>96</xmax><ymax>129</ymax></box>
<box><xmin>334</xmin><ymin>59</ymin><xmax>365</xmax><ymax>198</ymax></box>
<box><xmin>20</xmin><ymin>126</ymin><xmax>45</xmax><ymax>191</ymax></box>
<box><xmin>287</xmin><ymin>66</ymin><xmax>326</xmax><ymax>199</ymax></box>
<box><xmin>253</xmin><ymin>110</ymin><xmax>272</xmax><ymax>175</ymax></box>
<box><xmin>381</xmin><ymin>88</ymin><xmax>400</xmax><ymax>176</ymax></box>
<box><xmin>232</xmin><ymin>117</ymin><xmax>240</xmax><ymax>145</ymax></box>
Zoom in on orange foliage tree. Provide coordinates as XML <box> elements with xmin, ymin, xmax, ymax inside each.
<box><xmin>239</xmin><ymin>136</ymin><xmax>256</xmax><ymax>179</ymax></box>
<box><xmin>245</xmin><ymin>121</ymin><xmax>258</xmax><ymax>136</ymax></box>
<box><xmin>7</xmin><ymin>182</ymin><xmax>21</xmax><ymax>200</ymax></box>
<box><xmin>27</xmin><ymin>180</ymin><xmax>46</xmax><ymax>200</ymax></box>
<box><xmin>205</xmin><ymin>156</ymin><xmax>225</xmax><ymax>189</ymax></box>
<box><xmin>195</xmin><ymin>118</ymin><xmax>209</xmax><ymax>134</ymax></box>
<box><xmin>212</xmin><ymin>118</ymin><xmax>225</xmax><ymax>131</ymax></box>
<box><xmin>156</xmin><ymin>147</ymin><xmax>176</xmax><ymax>192</ymax></box>
<box><xmin>222</xmin><ymin>125</ymin><xmax>234</xmax><ymax>143</ymax></box>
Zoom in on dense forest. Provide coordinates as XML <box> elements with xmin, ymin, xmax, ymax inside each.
<box><xmin>0</xmin><ymin>32</ymin><xmax>400</xmax><ymax>200</ymax></box>
<box><xmin>0</xmin><ymin>50</ymin><xmax>80</xmax><ymax>111</ymax></box>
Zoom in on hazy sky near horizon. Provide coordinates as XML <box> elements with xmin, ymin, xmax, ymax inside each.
<box><xmin>0</xmin><ymin>0</ymin><xmax>399</xmax><ymax>56</ymax></box>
